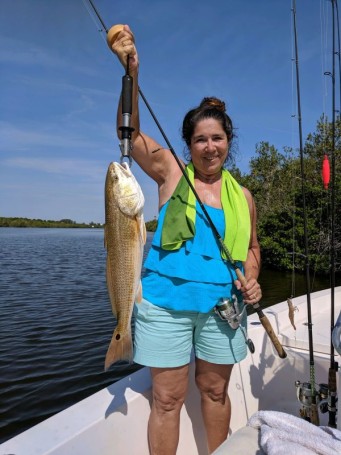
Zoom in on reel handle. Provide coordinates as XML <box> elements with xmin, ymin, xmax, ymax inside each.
<box><xmin>107</xmin><ymin>24</ymin><xmax>125</xmax><ymax>50</ymax></box>
<box><xmin>235</xmin><ymin>268</ymin><xmax>287</xmax><ymax>359</ymax></box>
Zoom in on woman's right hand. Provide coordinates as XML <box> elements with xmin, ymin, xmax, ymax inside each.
<box><xmin>108</xmin><ymin>24</ymin><xmax>139</xmax><ymax>72</ymax></box>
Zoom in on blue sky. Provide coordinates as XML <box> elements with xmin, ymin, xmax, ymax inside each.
<box><xmin>0</xmin><ymin>0</ymin><xmax>337</xmax><ymax>223</ymax></box>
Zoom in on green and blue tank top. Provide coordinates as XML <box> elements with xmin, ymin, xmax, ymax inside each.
<box><xmin>142</xmin><ymin>166</ymin><xmax>251</xmax><ymax>313</ymax></box>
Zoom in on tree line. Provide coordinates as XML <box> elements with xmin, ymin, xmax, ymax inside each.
<box><xmin>229</xmin><ymin>116</ymin><xmax>340</xmax><ymax>275</ymax></box>
<box><xmin>0</xmin><ymin>216</ymin><xmax>158</xmax><ymax>232</ymax></box>
<box><xmin>0</xmin><ymin>218</ymin><xmax>102</xmax><ymax>229</ymax></box>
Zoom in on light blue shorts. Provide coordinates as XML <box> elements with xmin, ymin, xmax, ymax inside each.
<box><xmin>133</xmin><ymin>298</ymin><xmax>247</xmax><ymax>368</ymax></box>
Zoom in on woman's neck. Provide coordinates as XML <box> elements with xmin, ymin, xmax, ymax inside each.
<box><xmin>194</xmin><ymin>169</ymin><xmax>222</xmax><ymax>184</ymax></box>
<box><xmin>194</xmin><ymin>170</ymin><xmax>222</xmax><ymax>208</ymax></box>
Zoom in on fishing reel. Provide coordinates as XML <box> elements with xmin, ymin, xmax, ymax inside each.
<box><xmin>295</xmin><ymin>381</ymin><xmax>331</xmax><ymax>420</ymax></box>
<box><xmin>214</xmin><ymin>295</ymin><xmax>255</xmax><ymax>353</ymax></box>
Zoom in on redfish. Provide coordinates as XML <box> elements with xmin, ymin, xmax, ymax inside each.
<box><xmin>104</xmin><ymin>162</ymin><xmax>146</xmax><ymax>370</ymax></box>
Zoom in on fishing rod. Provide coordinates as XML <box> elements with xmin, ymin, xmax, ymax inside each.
<box><xmin>335</xmin><ymin>0</ymin><xmax>341</xmax><ymax>110</ymax></box>
<box><xmin>84</xmin><ymin>0</ymin><xmax>287</xmax><ymax>359</ymax></box>
<box><xmin>86</xmin><ymin>1</ymin><xmax>134</xmax><ymax>164</ymax></box>
<box><xmin>291</xmin><ymin>0</ymin><xmax>319</xmax><ymax>425</ymax></box>
<box><xmin>322</xmin><ymin>0</ymin><xmax>340</xmax><ymax>427</ymax></box>
<box><xmin>327</xmin><ymin>0</ymin><xmax>338</xmax><ymax>429</ymax></box>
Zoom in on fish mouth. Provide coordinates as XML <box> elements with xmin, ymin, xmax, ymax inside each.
<box><xmin>119</xmin><ymin>161</ymin><xmax>131</xmax><ymax>172</ymax></box>
<box><xmin>110</xmin><ymin>161</ymin><xmax>132</xmax><ymax>178</ymax></box>
<box><xmin>107</xmin><ymin>162</ymin><xmax>145</xmax><ymax>215</ymax></box>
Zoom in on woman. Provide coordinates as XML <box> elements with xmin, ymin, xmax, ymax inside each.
<box><xmin>111</xmin><ymin>25</ymin><xmax>262</xmax><ymax>455</ymax></box>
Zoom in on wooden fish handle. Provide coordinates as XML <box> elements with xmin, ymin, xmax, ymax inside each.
<box><xmin>235</xmin><ymin>268</ymin><xmax>287</xmax><ymax>359</ymax></box>
<box><xmin>107</xmin><ymin>24</ymin><xmax>125</xmax><ymax>50</ymax></box>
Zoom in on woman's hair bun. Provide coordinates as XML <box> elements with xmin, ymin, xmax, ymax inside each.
<box><xmin>199</xmin><ymin>97</ymin><xmax>226</xmax><ymax>113</ymax></box>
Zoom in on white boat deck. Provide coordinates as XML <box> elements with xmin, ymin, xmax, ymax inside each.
<box><xmin>1</xmin><ymin>287</ymin><xmax>340</xmax><ymax>455</ymax></box>
<box><xmin>228</xmin><ymin>287</ymin><xmax>341</xmax><ymax>433</ymax></box>
<box><xmin>274</xmin><ymin>288</ymin><xmax>338</xmax><ymax>355</ymax></box>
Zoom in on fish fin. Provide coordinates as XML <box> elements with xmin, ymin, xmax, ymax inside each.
<box><xmin>137</xmin><ymin>214</ymin><xmax>147</xmax><ymax>245</ymax></box>
<box><xmin>106</xmin><ymin>256</ymin><xmax>117</xmax><ymax>317</ymax></box>
<box><xmin>104</xmin><ymin>327</ymin><xmax>133</xmax><ymax>370</ymax></box>
<box><xmin>136</xmin><ymin>280</ymin><xmax>142</xmax><ymax>304</ymax></box>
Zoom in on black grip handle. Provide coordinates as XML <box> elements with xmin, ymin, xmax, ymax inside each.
<box><xmin>122</xmin><ymin>74</ymin><xmax>133</xmax><ymax>115</ymax></box>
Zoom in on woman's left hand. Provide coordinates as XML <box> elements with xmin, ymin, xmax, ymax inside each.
<box><xmin>234</xmin><ymin>277</ymin><xmax>262</xmax><ymax>305</ymax></box>
<box><xmin>109</xmin><ymin>24</ymin><xmax>138</xmax><ymax>72</ymax></box>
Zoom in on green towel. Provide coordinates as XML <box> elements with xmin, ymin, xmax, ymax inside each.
<box><xmin>161</xmin><ymin>162</ymin><xmax>251</xmax><ymax>261</ymax></box>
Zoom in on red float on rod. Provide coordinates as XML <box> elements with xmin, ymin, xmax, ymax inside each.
<box><xmin>322</xmin><ymin>154</ymin><xmax>330</xmax><ymax>190</ymax></box>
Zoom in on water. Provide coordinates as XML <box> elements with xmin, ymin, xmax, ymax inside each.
<box><xmin>0</xmin><ymin>228</ymin><xmax>338</xmax><ymax>443</ymax></box>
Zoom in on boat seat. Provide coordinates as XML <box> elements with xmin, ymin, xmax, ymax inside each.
<box><xmin>213</xmin><ymin>426</ymin><xmax>264</xmax><ymax>455</ymax></box>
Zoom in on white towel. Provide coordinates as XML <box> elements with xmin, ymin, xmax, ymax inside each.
<box><xmin>248</xmin><ymin>410</ymin><xmax>341</xmax><ymax>455</ymax></box>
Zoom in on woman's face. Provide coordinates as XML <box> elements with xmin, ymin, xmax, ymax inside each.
<box><xmin>189</xmin><ymin>118</ymin><xmax>229</xmax><ymax>177</ymax></box>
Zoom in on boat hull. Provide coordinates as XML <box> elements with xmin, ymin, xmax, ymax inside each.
<box><xmin>1</xmin><ymin>287</ymin><xmax>340</xmax><ymax>454</ymax></box>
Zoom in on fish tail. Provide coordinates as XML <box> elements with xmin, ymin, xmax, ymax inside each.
<box><xmin>104</xmin><ymin>327</ymin><xmax>133</xmax><ymax>371</ymax></box>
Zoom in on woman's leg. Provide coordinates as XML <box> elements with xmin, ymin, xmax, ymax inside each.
<box><xmin>195</xmin><ymin>358</ymin><xmax>233</xmax><ymax>454</ymax></box>
<box><xmin>148</xmin><ymin>364</ymin><xmax>190</xmax><ymax>455</ymax></box>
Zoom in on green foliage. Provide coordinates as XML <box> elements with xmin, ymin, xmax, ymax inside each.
<box><xmin>1</xmin><ymin>217</ymin><xmax>158</xmax><ymax>231</ymax></box>
<box><xmin>236</xmin><ymin>117</ymin><xmax>341</xmax><ymax>275</ymax></box>
<box><xmin>145</xmin><ymin>218</ymin><xmax>157</xmax><ymax>232</ymax></box>
<box><xmin>0</xmin><ymin>217</ymin><xmax>102</xmax><ymax>229</ymax></box>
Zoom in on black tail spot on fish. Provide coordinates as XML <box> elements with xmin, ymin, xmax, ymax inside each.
<box><xmin>116</xmin><ymin>334</ymin><xmax>121</xmax><ymax>341</ymax></box>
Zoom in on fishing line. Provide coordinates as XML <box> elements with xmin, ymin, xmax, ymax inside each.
<box><xmin>290</xmin><ymin>8</ymin><xmax>297</xmax><ymax>301</ymax></box>
<box><xmin>292</xmin><ymin>0</ymin><xmax>320</xmax><ymax>425</ymax></box>
<box><xmin>319</xmin><ymin>0</ymin><xmax>339</xmax><ymax>429</ymax></box>
<box><xmin>314</xmin><ymin>0</ymin><xmax>331</xmax><ymax>289</ymax></box>
<box><xmin>83</xmin><ymin>0</ymin><xmax>287</xmax><ymax>359</ymax></box>
<box><xmin>320</xmin><ymin>0</ymin><xmax>330</xmax><ymax>177</ymax></box>
<box><xmin>86</xmin><ymin>0</ymin><xmax>108</xmax><ymax>34</ymax></box>
<box><xmin>81</xmin><ymin>0</ymin><xmax>107</xmax><ymax>43</ymax></box>
<box><xmin>311</xmin><ymin>0</ymin><xmax>329</xmax><ymax>293</ymax></box>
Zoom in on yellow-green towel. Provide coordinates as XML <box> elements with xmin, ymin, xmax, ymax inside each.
<box><xmin>161</xmin><ymin>162</ymin><xmax>251</xmax><ymax>261</ymax></box>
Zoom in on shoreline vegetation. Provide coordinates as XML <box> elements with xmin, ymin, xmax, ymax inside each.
<box><xmin>0</xmin><ymin>217</ymin><xmax>158</xmax><ymax>232</ymax></box>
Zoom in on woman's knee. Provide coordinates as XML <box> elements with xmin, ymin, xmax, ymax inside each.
<box><xmin>195</xmin><ymin>360</ymin><xmax>233</xmax><ymax>403</ymax></box>
<box><xmin>196</xmin><ymin>378</ymin><xmax>227</xmax><ymax>403</ymax></box>
<box><xmin>152</xmin><ymin>389</ymin><xmax>186</xmax><ymax>413</ymax></box>
<box><xmin>151</xmin><ymin>366</ymin><xmax>189</xmax><ymax>413</ymax></box>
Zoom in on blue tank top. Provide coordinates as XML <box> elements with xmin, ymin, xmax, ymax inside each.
<box><xmin>142</xmin><ymin>201</ymin><xmax>244</xmax><ymax>312</ymax></box>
